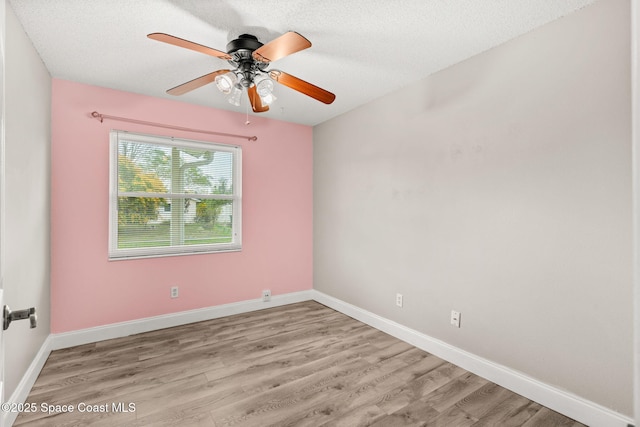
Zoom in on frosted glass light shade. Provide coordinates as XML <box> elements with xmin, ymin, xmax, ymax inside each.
<box><xmin>215</xmin><ymin>72</ymin><xmax>237</xmax><ymax>94</ymax></box>
<box><xmin>228</xmin><ymin>86</ymin><xmax>242</xmax><ymax>106</ymax></box>
<box><xmin>256</xmin><ymin>77</ymin><xmax>274</xmax><ymax>97</ymax></box>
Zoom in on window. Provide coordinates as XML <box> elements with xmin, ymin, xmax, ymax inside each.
<box><xmin>109</xmin><ymin>131</ymin><xmax>242</xmax><ymax>259</ymax></box>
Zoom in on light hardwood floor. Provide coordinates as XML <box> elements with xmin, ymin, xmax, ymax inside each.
<box><xmin>14</xmin><ymin>301</ymin><xmax>585</xmax><ymax>426</ymax></box>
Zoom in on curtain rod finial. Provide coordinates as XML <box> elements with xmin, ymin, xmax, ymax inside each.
<box><xmin>91</xmin><ymin>111</ymin><xmax>103</xmax><ymax>123</ymax></box>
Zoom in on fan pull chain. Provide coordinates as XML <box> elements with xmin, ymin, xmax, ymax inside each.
<box><xmin>245</xmin><ymin>94</ymin><xmax>251</xmax><ymax>126</ymax></box>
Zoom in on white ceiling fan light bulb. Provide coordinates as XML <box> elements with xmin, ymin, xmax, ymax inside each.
<box><xmin>215</xmin><ymin>72</ymin><xmax>237</xmax><ymax>94</ymax></box>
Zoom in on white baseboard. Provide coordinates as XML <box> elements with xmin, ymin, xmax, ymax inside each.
<box><xmin>311</xmin><ymin>290</ymin><xmax>634</xmax><ymax>427</ymax></box>
<box><xmin>2</xmin><ymin>335</ymin><xmax>53</xmax><ymax>427</ymax></box>
<box><xmin>52</xmin><ymin>290</ymin><xmax>313</xmax><ymax>350</ymax></box>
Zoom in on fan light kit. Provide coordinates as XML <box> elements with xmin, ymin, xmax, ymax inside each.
<box><xmin>147</xmin><ymin>31</ymin><xmax>336</xmax><ymax>113</ymax></box>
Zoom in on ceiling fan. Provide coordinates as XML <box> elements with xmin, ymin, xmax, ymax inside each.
<box><xmin>147</xmin><ymin>31</ymin><xmax>336</xmax><ymax>113</ymax></box>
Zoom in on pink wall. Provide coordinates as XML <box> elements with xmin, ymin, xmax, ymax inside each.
<box><xmin>51</xmin><ymin>79</ymin><xmax>313</xmax><ymax>333</ymax></box>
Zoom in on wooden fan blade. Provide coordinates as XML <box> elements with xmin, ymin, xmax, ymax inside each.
<box><xmin>148</xmin><ymin>33</ymin><xmax>231</xmax><ymax>60</ymax></box>
<box><xmin>253</xmin><ymin>32</ymin><xmax>311</xmax><ymax>63</ymax></box>
<box><xmin>269</xmin><ymin>70</ymin><xmax>336</xmax><ymax>104</ymax></box>
<box><xmin>167</xmin><ymin>70</ymin><xmax>232</xmax><ymax>96</ymax></box>
<box><xmin>248</xmin><ymin>85</ymin><xmax>269</xmax><ymax>113</ymax></box>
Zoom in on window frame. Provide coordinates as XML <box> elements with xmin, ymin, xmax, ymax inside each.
<box><xmin>108</xmin><ymin>130</ymin><xmax>242</xmax><ymax>260</ymax></box>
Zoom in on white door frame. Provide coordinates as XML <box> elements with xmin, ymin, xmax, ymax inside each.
<box><xmin>632</xmin><ymin>1</ymin><xmax>640</xmax><ymax>425</ymax></box>
<box><xmin>0</xmin><ymin>0</ymin><xmax>6</xmax><ymax>422</ymax></box>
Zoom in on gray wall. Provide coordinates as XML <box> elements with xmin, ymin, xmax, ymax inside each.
<box><xmin>314</xmin><ymin>0</ymin><xmax>632</xmax><ymax>416</ymax></box>
<box><xmin>4</xmin><ymin>1</ymin><xmax>51</xmax><ymax>397</ymax></box>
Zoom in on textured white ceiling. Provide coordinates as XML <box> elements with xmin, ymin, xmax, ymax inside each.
<box><xmin>9</xmin><ymin>0</ymin><xmax>597</xmax><ymax>126</ymax></box>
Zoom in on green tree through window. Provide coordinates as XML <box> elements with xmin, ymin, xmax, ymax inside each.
<box><xmin>117</xmin><ymin>153</ymin><xmax>167</xmax><ymax>226</ymax></box>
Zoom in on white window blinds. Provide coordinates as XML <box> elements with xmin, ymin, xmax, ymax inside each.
<box><xmin>109</xmin><ymin>131</ymin><xmax>242</xmax><ymax>259</ymax></box>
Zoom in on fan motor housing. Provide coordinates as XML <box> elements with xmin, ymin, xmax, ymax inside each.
<box><xmin>226</xmin><ymin>34</ymin><xmax>262</xmax><ymax>54</ymax></box>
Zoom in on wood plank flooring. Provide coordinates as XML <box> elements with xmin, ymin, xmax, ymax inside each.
<box><xmin>14</xmin><ymin>301</ymin><xmax>585</xmax><ymax>426</ymax></box>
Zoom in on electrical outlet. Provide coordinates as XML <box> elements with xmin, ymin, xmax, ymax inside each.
<box><xmin>450</xmin><ymin>310</ymin><xmax>461</xmax><ymax>328</ymax></box>
<box><xmin>396</xmin><ymin>293</ymin><xmax>403</xmax><ymax>308</ymax></box>
<box><xmin>170</xmin><ymin>286</ymin><xmax>179</xmax><ymax>299</ymax></box>
<box><xmin>262</xmin><ymin>289</ymin><xmax>271</xmax><ymax>302</ymax></box>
